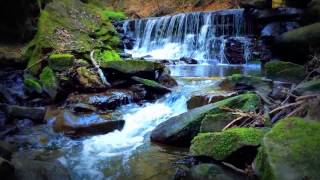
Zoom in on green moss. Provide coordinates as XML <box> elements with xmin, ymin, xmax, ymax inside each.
<box><xmin>96</xmin><ymin>50</ymin><xmax>121</xmax><ymax>62</ymax></box>
<box><xmin>100</xmin><ymin>60</ymin><xmax>165</xmax><ymax>74</ymax></box>
<box><xmin>24</xmin><ymin>76</ymin><xmax>43</xmax><ymax>93</ymax></box>
<box><xmin>48</xmin><ymin>53</ymin><xmax>74</xmax><ymax>71</ymax></box>
<box><xmin>40</xmin><ymin>66</ymin><xmax>58</xmax><ymax>99</ymax></box>
<box><xmin>190</xmin><ymin>128</ymin><xmax>267</xmax><ymax>160</ymax></box>
<box><xmin>102</xmin><ymin>9</ymin><xmax>126</xmax><ymax>20</ymax></box>
<box><xmin>265</xmin><ymin>61</ymin><xmax>305</xmax><ymax>82</ymax></box>
<box><xmin>255</xmin><ymin>117</ymin><xmax>320</xmax><ymax>180</ymax></box>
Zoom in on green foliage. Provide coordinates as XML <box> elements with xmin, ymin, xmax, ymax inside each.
<box><xmin>102</xmin><ymin>9</ymin><xmax>126</xmax><ymax>20</ymax></box>
<box><xmin>24</xmin><ymin>74</ymin><xmax>43</xmax><ymax>93</ymax></box>
<box><xmin>96</xmin><ymin>50</ymin><xmax>121</xmax><ymax>62</ymax></box>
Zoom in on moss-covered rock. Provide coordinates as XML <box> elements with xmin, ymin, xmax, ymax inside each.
<box><xmin>25</xmin><ymin>0</ymin><xmax>120</xmax><ymax>74</ymax></box>
<box><xmin>76</xmin><ymin>67</ymin><xmax>106</xmax><ymax>90</ymax></box>
<box><xmin>254</xmin><ymin>117</ymin><xmax>320</xmax><ymax>180</ymax></box>
<box><xmin>150</xmin><ymin>93</ymin><xmax>261</xmax><ymax>146</ymax></box>
<box><xmin>219</xmin><ymin>74</ymin><xmax>273</xmax><ymax>96</ymax></box>
<box><xmin>48</xmin><ymin>53</ymin><xmax>74</xmax><ymax>71</ymax></box>
<box><xmin>101</xmin><ymin>60</ymin><xmax>165</xmax><ymax>75</ymax></box>
<box><xmin>131</xmin><ymin>76</ymin><xmax>171</xmax><ymax>94</ymax></box>
<box><xmin>191</xmin><ymin>128</ymin><xmax>267</xmax><ymax>161</ymax></box>
<box><xmin>102</xmin><ymin>9</ymin><xmax>127</xmax><ymax>21</ymax></box>
<box><xmin>39</xmin><ymin>66</ymin><xmax>58</xmax><ymax>99</ymax></box>
<box><xmin>95</xmin><ymin>49</ymin><xmax>121</xmax><ymax>62</ymax></box>
<box><xmin>265</xmin><ymin>61</ymin><xmax>305</xmax><ymax>82</ymax></box>
<box><xmin>293</xmin><ymin>78</ymin><xmax>320</xmax><ymax>95</ymax></box>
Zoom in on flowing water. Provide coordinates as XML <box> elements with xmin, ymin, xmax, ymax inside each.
<box><xmin>122</xmin><ymin>9</ymin><xmax>254</xmax><ymax>64</ymax></box>
<box><xmin>10</xmin><ymin>9</ymin><xmax>262</xmax><ymax>180</ymax></box>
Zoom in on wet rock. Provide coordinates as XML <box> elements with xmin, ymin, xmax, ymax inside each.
<box><xmin>261</xmin><ymin>22</ymin><xmax>299</xmax><ymax>38</ymax></box>
<box><xmin>119</xmin><ymin>52</ymin><xmax>132</xmax><ymax>59</ymax></box>
<box><xmin>100</xmin><ymin>60</ymin><xmax>165</xmax><ymax>76</ymax></box>
<box><xmin>66</xmin><ymin>88</ymin><xmax>145</xmax><ymax>110</ymax></box>
<box><xmin>5</xmin><ymin>105</ymin><xmax>46</xmax><ymax>123</ymax></box>
<box><xmin>132</xmin><ymin>76</ymin><xmax>172</xmax><ymax>94</ymax></box>
<box><xmin>275</xmin><ymin>23</ymin><xmax>320</xmax><ymax>61</ymax></box>
<box><xmin>180</xmin><ymin>57</ymin><xmax>198</xmax><ymax>64</ymax></box>
<box><xmin>48</xmin><ymin>53</ymin><xmax>74</xmax><ymax>71</ymax></box>
<box><xmin>240</xmin><ymin>0</ymin><xmax>270</xmax><ymax>9</ymax></box>
<box><xmin>53</xmin><ymin>110</ymin><xmax>125</xmax><ymax>137</ymax></box>
<box><xmin>191</xmin><ymin>128</ymin><xmax>267</xmax><ymax>168</ymax></box>
<box><xmin>157</xmin><ymin>72</ymin><xmax>178</xmax><ymax>88</ymax></box>
<box><xmin>219</xmin><ymin>74</ymin><xmax>273</xmax><ymax>96</ymax></box>
<box><xmin>12</xmin><ymin>156</ymin><xmax>70</xmax><ymax>180</ymax></box>
<box><xmin>224</xmin><ymin>38</ymin><xmax>254</xmax><ymax>64</ymax></box>
<box><xmin>180</xmin><ymin>163</ymin><xmax>245</xmax><ymax>180</ymax></box>
<box><xmin>150</xmin><ymin>93</ymin><xmax>260</xmax><ymax>146</ymax></box>
<box><xmin>293</xmin><ymin>78</ymin><xmax>320</xmax><ymax>96</ymax></box>
<box><xmin>0</xmin><ymin>157</ymin><xmax>14</xmax><ymax>180</ymax></box>
<box><xmin>76</xmin><ymin>67</ymin><xmax>106</xmax><ymax>90</ymax></box>
<box><xmin>0</xmin><ymin>71</ymin><xmax>26</xmax><ymax>104</ymax></box>
<box><xmin>187</xmin><ymin>93</ymin><xmax>235</xmax><ymax>110</ymax></box>
<box><xmin>254</xmin><ymin>117</ymin><xmax>320</xmax><ymax>180</ymax></box>
<box><xmin>264</xmin><ymin>61</ymin><xmax>305</xmax><ymax>82</ymax></box>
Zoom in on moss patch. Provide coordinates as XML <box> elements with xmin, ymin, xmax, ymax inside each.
<box><xmin>48</xmin><ymin>53</ymin><xmax>74</xmax><ymax>71</ymax></box>
<box><xmin>190</xmin><ymin>128</ymin><xmax>267</xmax><ymax>160</ymax></box>
<box><xmin>40</xmin><ymin>66</ymin><xmax>58</xmax><ymax>99</ymax></box>
<box><xmin>102</xmin><ymin>9</ymin><xmax>126</xmax><ymax>20</ymax></box>
<box><xmin>265</xmin><ymin>61</ymin><xmax>305</xmax><ymax>82</ymax></box>
<box><xmin>255</xmin><ymin>117</ymin><xmax>320</xmax><ymax>180</ymax></box>
<box><xmin>24</xmin><ymin>75</ymin><xmax>43</xmax><ymax>94</ymax></box>
<box><xmin>100</xmin><ymin>60</ymin><xmax>165</xmax><ymax>74</ymax></box>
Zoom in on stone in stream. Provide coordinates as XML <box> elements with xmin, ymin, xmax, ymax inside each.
<box><xmin>53</xmin><ymin>110</ymin><xmax>125</xmax><ymax>137</ymax></box>
<box><xmin>219</xmin><ymin>74</ymin><xmax>273</xmax><ymax>97</ymax></box>
<box><xmin>254</xmin><ymin>117</ymin><xmax>320</xmax><ymax>180</ymax></box>
<box><xmin>180</xmin><ymin>57</ymin><xmax>198</xmax><ymax>64</ymax></box>
<box><xmin>5</xmin><ymin>105</ymin><xmax>46</xmax><ymax>123</ymax></box>
<box><xmin>187</xmin><ymin>93</ymin><xmax>235</xmax><ymax>110</ymax></box>
<box><xmin>264</xmin><ymin>60</ymin><xmax>305</xmax><ymax>82</ymax></box>
<box><xmin>150</xmin><ymin>93</ymin><xmax>261</xmax><ymax>146</ymax></box>
<box><xmin>190</xmin><ymin>128</ymin><xmax>268</xmax><ymax>168</ymax></box>
<box><xmin>66</xmin><ymin>87</ymin><xmax>146</xmax><ymax>110</ymax></box>
<box><xmin>131</xmin><ymin>76</ymin><xmax>172</xmax><ymax>94</ymax></box>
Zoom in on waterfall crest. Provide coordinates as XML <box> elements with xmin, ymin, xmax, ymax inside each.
<box><xmin>122</xmin><ymin>9</ymin><xmax>254</xmax><ymax>64</ymax></box>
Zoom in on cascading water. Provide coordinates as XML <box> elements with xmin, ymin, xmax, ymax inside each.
<box><xmin>122</xmin><ymin>9</ymin><xmax>254</xmax><ymax>64</ymax></box>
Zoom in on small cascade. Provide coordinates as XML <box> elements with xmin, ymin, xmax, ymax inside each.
<box><xmin>120</xmin><ymin>9</ymin><xmax>255</xmax><ymax>64</ymax></box>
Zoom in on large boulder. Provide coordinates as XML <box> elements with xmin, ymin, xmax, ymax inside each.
<box><xmin>131</xmin><ymin>76</ymin><xmax>172</xmax><ymax>94</ymax></box>
<box><xmin>219</xmin><ymin>74</ymin><xmax>273</xmax><ymax>96</ymax></box>
<box><xmin>254</xmin><ymin>117</ymin><xmax>320</xmax><ymax>180</ymax></box>
<box><xmin>240</xmin><ymin>0</ymin><xmax>271</xmax><ymax>9</ymax></box>
<box><xmin>52</xmin><ymin>110</ymin><xmax>125</xmax><ymax>137</ymax></box>
<box><xmin>200</xmin><ymin>112</ymin><xmax>237</xmax><ymax>133</ymax></box>
<box><xmin>187</xmin><ymin>94</ymin><xmax>233</xmax><ymax>110</ymax></box>
<box><xmin>275</xmin><ymin>23</ymin><xmax>320</xmax><ymax>62</ymax></box>
<box><xmin>150</xmin><ymin>93</ymin><xmax>260</xmax><ymax>146</ymax></box>
<box><xmin>190</xmin><ymin>128</ymin><xmax>267</xmax><ymax>167</ymax></box>
<box><xmin>264</xmin><ymin>60</ymin><xmax>305</xmax><ymax>82</ymax></box>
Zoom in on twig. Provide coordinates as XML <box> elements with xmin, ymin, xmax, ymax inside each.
<box><xmin>24</xmin><ymin>56</ymin><xmax>48</xmax><ymax>72</ymax></box>
<box><xmin>269</xmin><ymin>101</ymin><xmax>303</xmax><ymax>115</ymax></box>
<box><xmin>90</xmin><ymin>50</ymin><xmax>111</xmax><ymax>87</ymax></box>
<box><xmin>222</xmin><ymin>116</ymin><xmax>244</xmax><ymax>131</ymax></box>
<box><xmin>222</xmin><ymin>162</ymin><xmax>246</xmax><ymax>175</ymax></box>
<box><xmin>286</xmin><ymin>104</ymin><xmax>307</xmax><ymax>118</ymax></box>
<box><xmin>296</xmin><ymin>94</ymin><xmax>320</xmax><ymax>101</ymax></box>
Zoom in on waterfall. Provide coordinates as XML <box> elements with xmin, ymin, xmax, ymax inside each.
<box><xmin>122</xmin><ymin>9</ymin><xmax>254</xmax><ymax>64</ymax></box>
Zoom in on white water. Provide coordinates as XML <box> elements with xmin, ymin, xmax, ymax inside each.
<box><xmin>60</xmin><ymin>79</ymin><xmax>220</xmax><ymax>179</ymax></box>
<box><xmin>123</xmin><ymin>9</ymin><xmax>254</xmax><ymax>64</ymax></box>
